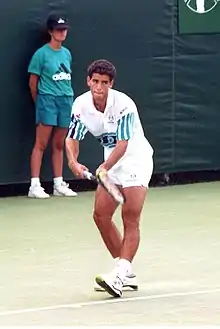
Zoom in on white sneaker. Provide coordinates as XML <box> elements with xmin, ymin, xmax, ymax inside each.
<box><xmin>94</xmin><ymin>273</ymin><xmax>138</xmax><ymax>292</ymax></box>
<box><xmin>95</xmin><ymin>270</ymin><xmax>125</xmax><ymax>298</ymax></box>
<box><xmin>28</xmin><ymin>185</ymin><xmax>50</xmax><ymax>199</ymax></box>
<box><xmin>53</xmin><ymin>181</ymin><xmax>77</xmax><ymax>197</ymax></box>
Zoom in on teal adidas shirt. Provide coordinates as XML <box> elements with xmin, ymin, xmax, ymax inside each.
<box><xmin>28</xmin><ymin>44</ymin><xmax>74</xmax><ymax>96</ymax></box>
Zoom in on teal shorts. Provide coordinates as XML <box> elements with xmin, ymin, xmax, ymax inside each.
<box><xmin>35</xmin><ymin>94</ymin><xmax>74</xmax><ymax>128</ymax></box>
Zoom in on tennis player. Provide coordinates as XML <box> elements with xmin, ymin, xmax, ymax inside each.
<box><xmin>65</xmin><ymin>59</ymin><xmax>154</xmax><ymax>297</ymax></box>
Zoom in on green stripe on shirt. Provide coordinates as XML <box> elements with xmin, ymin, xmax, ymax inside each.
<box><xmin>117</xmin><ymin>113</ymin><xmax>134</xmax><ymax>140</ymax></box>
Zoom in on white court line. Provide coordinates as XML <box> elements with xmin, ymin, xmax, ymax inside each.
<box><xmin>0</xmin><ymin>287</ymin><xmax>220</xmax><ymax>317</ymax></box>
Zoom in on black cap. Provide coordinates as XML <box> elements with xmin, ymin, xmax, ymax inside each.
<box><xmin>46</xmin><ymin>14</ymin><xmax>69</xmax><ymax>30</ymax></box>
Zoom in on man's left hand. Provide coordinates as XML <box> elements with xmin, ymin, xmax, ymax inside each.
<box><xmin>96</xmin><ymin>163</ymin><xmax>108</xmax><ymax>176</ymax></box>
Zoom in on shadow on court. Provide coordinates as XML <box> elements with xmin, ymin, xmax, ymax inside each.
<box><xmin>0</xmin><ymin>182</ymin><xmax>220</xmax><ymax>325</ymax></box>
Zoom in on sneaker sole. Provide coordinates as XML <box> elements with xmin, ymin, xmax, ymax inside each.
<box><xmin>94</xmin><ymin>283</ymin><xmax>138</xmax><ymax>292</ymax></box>
<box><xmin>28</xmin><ymin>193</ymin><xmax>50</xmax><ymax>199</ymax></box>
<box><xmin>95</xmin><ymin>276</ymin><xmax>122</xmax><ymax>298</ymax></box>
<box><xmin>53</xmin><ymin>192</ymin><xmax>77</xmax><ymax>197</ymax></box>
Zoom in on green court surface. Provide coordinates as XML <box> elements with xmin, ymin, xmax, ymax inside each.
<box><xmin>0</xmin><ymin>182</ymin><xmax>220</xmax><ymax>325</ymax></box>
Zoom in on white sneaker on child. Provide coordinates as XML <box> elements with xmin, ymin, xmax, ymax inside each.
<box><xmin>53</xmin><ymin>181</ymin><xmax>77</xmax><ymax>197</ymax></box>
<box><xmin>28</xmin><ymin>185</ymin><xmax>50</xmax><ymax>199</ymax></box>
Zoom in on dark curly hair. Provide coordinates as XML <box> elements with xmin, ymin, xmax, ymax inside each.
<box><xmin>87</xmin><ymin>59</ymin><xmax>116</xmax><ymax>82</ymax></box>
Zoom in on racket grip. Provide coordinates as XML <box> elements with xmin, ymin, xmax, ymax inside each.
<box><xmin>83</xmin><ymin>171</ymin><xmax>93</xmax><ymax>180</ymax></box>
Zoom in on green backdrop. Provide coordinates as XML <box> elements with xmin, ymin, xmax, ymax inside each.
<box><xmin>0</xmin><ymin>0</ymin><xmax>220</xmax><ymax>185</ymax></box>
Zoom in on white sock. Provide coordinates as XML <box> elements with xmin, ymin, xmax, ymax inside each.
<box><xmin>54</xmin><ymin>177</ymin><xmax>63</xmax><ymax>186</ymax></box>
<box><xmin>117</xmin><ymin>258</ymin><xmax>132</xmax><ymax>279</ymax></box>
<box><xmin>114</xmin><ymin>257</ymin><xmax>133</xmax><ymax>276</ymax></box>
<box><xmin>31</xmin><ymin>177</ymin><xmax>40</xmax><ymax>187</ymax></box>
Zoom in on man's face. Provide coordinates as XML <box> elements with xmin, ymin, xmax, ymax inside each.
<box><xmin>87</xmin><ymin>73</ymin><xmax>113</xmax><ymax>103</ymax></box>
<box><xmin>50</xmin><ymin>28</ymin><xmax>68</xmax><ymax>42</ymax></box>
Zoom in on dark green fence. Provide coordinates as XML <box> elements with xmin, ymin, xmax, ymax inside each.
<box><xmin>1</xmin><ymin>0</ymin><xmax>220</xmax><ymax>185</ymax></box>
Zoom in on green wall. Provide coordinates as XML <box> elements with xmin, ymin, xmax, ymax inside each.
<box><xmin>1</xmin><ymin>0</ymin><xmax>220</xmax><ymax>184</ymax></box>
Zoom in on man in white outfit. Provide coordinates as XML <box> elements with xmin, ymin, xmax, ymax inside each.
<box><xmin>65</xmin><ymin>59</ymin><xmax>154</xmax><ymax>297</ymax></box>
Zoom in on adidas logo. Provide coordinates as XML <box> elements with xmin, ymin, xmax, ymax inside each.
<box><xmin>52</xmin><ymin>63</ymin><xmax>71</xmax><ymax>81</ymax></box>
<box><xmin>52</xmin><ymin>72</ymin><xmax>71</xmax><ymax>81</ymax></box>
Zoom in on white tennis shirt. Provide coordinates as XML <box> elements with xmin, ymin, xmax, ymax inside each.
<box><xmin>67</xmin><ymin>89</ymin><xmax>153</xmax><ymax>168</ymax></box>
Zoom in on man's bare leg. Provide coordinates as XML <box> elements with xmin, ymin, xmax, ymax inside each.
<box><xmin>120</xmin><ymin>186</ymin><xmax>147</xmax><ymax>261</ymax></box>
<box><xmin>93</xmin><ymin>185</ymin><xmax>121</xmax><ymax>258</ymax></box>
<box><xmin>95</xmin><ymin>186</ymin><xmax>147</xmax><ymax>297</ymax></box>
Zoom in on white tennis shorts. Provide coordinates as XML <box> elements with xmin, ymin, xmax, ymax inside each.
<box><xmin>108</xmin><ymin>156</ymin><xmax>154</xmax><ymax>188</ymax></box>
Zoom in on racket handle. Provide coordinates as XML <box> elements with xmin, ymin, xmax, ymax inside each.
<box><xmin>83</xmin><ymin>171</ymin><xmax>94</xmax><ymax>180</ymax></box>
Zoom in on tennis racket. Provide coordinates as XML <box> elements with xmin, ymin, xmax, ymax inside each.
<box><xmin>83</xmin><ymin>170</ymin><xmax>125</xmax><ymax>205</ymax></box>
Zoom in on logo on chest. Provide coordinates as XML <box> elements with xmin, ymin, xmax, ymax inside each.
<box><xmin>52</xmin><ymin>63</ymin><xmax>71</xmax><ymax>81</ymax></box>
<box><xmin>108</xmin><ymin>114</ymin><xmax>116</xmax><ymax>124</ymax></box>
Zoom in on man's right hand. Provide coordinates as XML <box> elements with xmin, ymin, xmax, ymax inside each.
<box><xmin>68</xmin><ymin>161</ymin><xmax>89</xmax><ymax>179</ymax></box>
